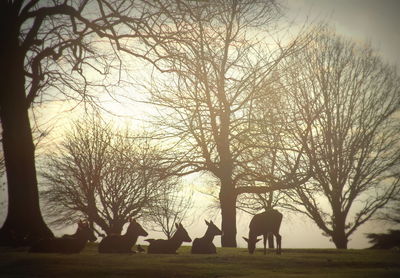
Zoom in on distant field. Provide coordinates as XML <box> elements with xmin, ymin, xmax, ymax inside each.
<box><xmin>0</xmin><ymin>244</ymin><xmax>399</xmax><ymax>277</ymax></box>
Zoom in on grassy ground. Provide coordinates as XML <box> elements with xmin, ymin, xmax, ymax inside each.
<box><xmin>0</xmin><ymin>244</ymin><xmax>399</xmax><ymax>277</ymax></box>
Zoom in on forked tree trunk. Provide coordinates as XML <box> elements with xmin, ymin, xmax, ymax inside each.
<box><xmin>220</xmin><ymin>186</ymin><xmax>237</xmax><ymax>247</ymax></box>
<box><xmin>107</xmin><ymin>220</ymin><xmax>124</xmax><ymax>236</ymax></box>
<box><xmin>0</xmin><ymin>15</ymin><xmax>53</xmax><ymax>246</ymax></box>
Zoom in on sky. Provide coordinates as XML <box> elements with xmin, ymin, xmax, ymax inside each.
<box><xmin>1</xmin><ymin>0</ymin><xmax>400</xmax><ymax>249</ymax></box>
<box><xmin>285</xmin><ymin>0</ymin><xmax>400</xmax><ymax>67</ymax></box>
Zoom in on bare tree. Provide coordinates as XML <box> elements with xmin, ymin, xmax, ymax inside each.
<box><xmin>279</xmin><ymin>29</ymin><xmax>400</xmax><ymax>249</ymax></box>
<box><xmin>41</xmin><ymin>117</ymin><xmax>172</xmax><ymax>236</ymax></box>
<box><xmin>0</xmin><ymin>0</ymin><xmax>166</xmax><ymax>246</ymax></box>
<box><xmin>235</xmin><ymin>71</ymin><xmax>305</xmax><ymax>248</ymax></box>
<box><xmin>146</xmin><ymin>185</ymin><xmax>193</xmax><ymax>239</ymax></box>
<box><xmin>237</xmin><ymin>73</ymin><xmax>301</xmax><ymax>215</ymax></box>
<box><xmin>131</xmin><ymin>0</ymin><xmax>313</xmax><ymax>247</ymax></box>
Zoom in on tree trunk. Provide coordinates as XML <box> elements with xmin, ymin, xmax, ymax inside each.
<box><xmin>220</xmin><ymin>186</ymin><xmax>237</xmax><ymax>247</ymax></box>
<box><xmin>108</xmin><ymin>220</ymin><xmax>124</xmax><ymax>235</ymax></box>
<box><xmin>331</xmin><ymin>214</ymin><xmax>348</xmax><ymax>249</ymax></box>
<box><xmin>332</xmin><ymin>229</ymin><xmax>348</xmax><ymax>249</ymax></box>
<box><xmin>0</xmin><ymin>14</ymin><xmax>53</xmax><ymax>246</ymax></box>
<box><xmin>217</xmin><ymin>111</ymin><xmax>236</xmax><ymax>247</ymax></box>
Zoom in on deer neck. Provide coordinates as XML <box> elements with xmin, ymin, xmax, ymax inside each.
<box><xmin>249</xmin><ymin>231</ymin><xmax>258</xmax><ymax>241</ymax></box>
<box><xmin>169</xmin><ymin>233</ymin><xmax>185</xmax><ymax>249</ymax></box>
<box><xmin>122</xmin><ymin>231</ymin><xmax>139</xmax><ymax>244</ymax></box>
<box><xmin>202</xmin><ymin>228</ymin><xmax>216</xmax><ymax>242</ymax></box>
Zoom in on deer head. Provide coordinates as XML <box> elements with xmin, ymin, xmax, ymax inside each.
<box><xmin>205</xmin><ymin>220</ymin><xmax>222</xmax><ymax>236</ymax></box>
<box><xmin>126</xmin><ymin>219</ymin><xmax>148</xmax><ymax>237</ymax></box>
<box><xmin>175</xmin><ymin>223</ymin><xmax>192</xmax><ymax>242</ymax></box>
<box><xmin>242</xmin><ymin>237</ymin><xmax>261</xmax><ymax>254</ymax></box>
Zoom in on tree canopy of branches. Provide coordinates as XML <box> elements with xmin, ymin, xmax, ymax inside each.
<box><xmin>280</xmin><ymin>29</ymin><xmax>400</xmax><ymax>249</ymax></box>
<box><xmin>0</xmin><ymin>0</ymin><xmax>164</xmax><ymax>246</ymax></box>
<box><xmin>41</xmin><ymin>117</ymin><xmax>172</xmax><ymax>236</ymax></box>
<box><xmin>236</xmin><ymin>70</ymin><xmax>304</xmax><ymax>215</ymax></box>
<box><xmin>145</xmin><ymin>185</ymin><xmax>193</xmax><ymax>239</ymax></box>
<box><xmin>134</xmin><ymin>0</ymin><xmax>312</xmax><ymax>247</ymax></box>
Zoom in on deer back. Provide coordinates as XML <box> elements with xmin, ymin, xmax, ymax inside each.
<box><xmin>249</xmin><ymin>209</ymin><xmax>283</xmax><ymax>238</ymax></box>
<box><xmin>147</xmin><ymin>223</ymin><xmax>191</xmax><ymax>254</ymax></box>
<box><xmin>30</xmin><ymin>221</ymin><xmax>95</xmax><ymax>253</ymax></box>
<box><xmin>98</xmin><ymin>220</ymin><xmax>148</xmax><ymax>253</ymax></box>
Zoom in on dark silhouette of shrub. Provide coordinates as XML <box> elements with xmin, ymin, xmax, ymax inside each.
<box><xmin>367</xmin><ymin>230</ymin><xmax>400</xmax><ymax>249</ymax></box>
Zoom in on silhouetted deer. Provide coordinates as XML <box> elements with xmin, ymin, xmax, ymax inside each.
<box><xmin>30</xmin><ymin>221</ymin><xmax>96</xmax><ymax>253</ymax></box>
<box><xmin>147</xmin><ymin>223</ymin><xmax>191</xmax><ymax>254</ymax></box>
<box><xmin>98</xmin><ymin>219</ymin><xmax>148</xmax><ymax>253</ymax></box>
<box><xmin>243</xmin><ymin>209</ymin><xmax>282</xmax><ymax>255</ymax></box>
<box><xmin>191</xmin><ymin>220</ymin><xmax>222</xmax><ymax>254</ymax></box>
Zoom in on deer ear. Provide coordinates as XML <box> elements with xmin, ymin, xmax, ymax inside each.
<box><xmin>243</xmin><ymin>237</ymin><xmax>249</xmax><ymax>242</ymax></box>
<box><xmin>175</xmin><ymin>223</ymin><xmax>179</xmax><ymax>229</ymax></box>
<box><xmin>205</xmin><ymin>220</ymin><xmax>210</xmax><ymax>225</ymax></box>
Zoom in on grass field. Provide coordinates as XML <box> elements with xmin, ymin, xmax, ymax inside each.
<box><xmin>0</xmin><ymin>244</ymin><xmax>399</xmax><ymax>277</ymax></box>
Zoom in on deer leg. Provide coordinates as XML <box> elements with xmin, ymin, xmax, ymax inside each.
<box><xmin>275</xmin><ymin>234</ymin><xmax>281</xmax><ymax>255</ymax></box>
<box><xmin>267</xmin><ymin>233</ymin><xmax>274</xmax><ymax>249</ymax></box>
<box><xmin>263</xmin><ymin>234</ymin><xmax>267</xmax><ymax>255</ymax></box>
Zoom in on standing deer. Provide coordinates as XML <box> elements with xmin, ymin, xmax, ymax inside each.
<box><xmin>147</xmin><ymin>223</ymin><xmax>191</xmax><ymax>254</ymax></box>
<box><xmin>98</xmin><ymin>219</ymin><xmax>148</xmax><ymax>253</ymax></box>
<box><xmin>243</xmin><ymin>209</ymin><xmax>282</xmax><ymax>255</ymax></box>
<box><xmin>30</xmin><ymin>221</ymin><xmax>96</xmax><ymax>253</ymax></box>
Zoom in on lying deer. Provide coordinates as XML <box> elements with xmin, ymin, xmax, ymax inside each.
<box><xmin>191</xmin><ymin>220</ymin><xmax>222</xmax><ymax>254</ymax></box>
<box><xmin>243</xmin><ymin>209</ymin><xmax>282</xmax><ymax>255</ymax></box>
<box><xmin>147</xmin><ymin>223</ymin><xmax>191</xmax><ymax>254</ymax></box>
<box><xmin>98</xmin><ymin>219</ymin><xmax>148</xmax><ymax>253</ymax></box>
<box><xmin>30</xmin><ymin>221</ymin><xmax>96</xmax><ymax>253</ymax></box>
